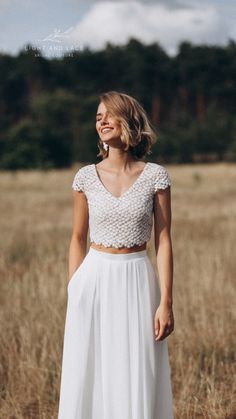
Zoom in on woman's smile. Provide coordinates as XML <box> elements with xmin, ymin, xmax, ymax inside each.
<box><xmin>101</xmin><ymin>127</ymin><xmax>114</xmax><ymax>134</ymax></box>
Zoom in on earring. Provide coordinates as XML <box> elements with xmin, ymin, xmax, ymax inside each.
<box><xmin>103</xmin><ymin>142</ymin><xmax>109</xmax><ymax>151</ymax></box>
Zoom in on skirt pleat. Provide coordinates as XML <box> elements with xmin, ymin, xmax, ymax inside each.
<box><xmin>58</xmin><ymin>247</ymin><xmax>173</xmax><ymax>419</ymax></box>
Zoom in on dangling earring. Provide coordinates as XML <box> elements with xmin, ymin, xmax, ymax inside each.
<box><xmin>103</xmin><ymin>142</ymin><xmax>109</xmax><ymax>151</ymax></box>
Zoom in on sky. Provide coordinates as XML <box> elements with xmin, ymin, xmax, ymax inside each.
<box><xmin>0</xmin><ymin>0</ymin><xmax>235</xmax><ymax>58</ymax></box>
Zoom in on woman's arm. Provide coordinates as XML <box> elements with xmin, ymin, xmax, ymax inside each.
<box><xmin>68</xmin><ymin>190</ymin><xmax>89</xmax><ymax>283</ymax></box>
<box><xmin>153</xmin><ymin>186</ymin><xmax>174</xmax><ymax>341</ymax></box>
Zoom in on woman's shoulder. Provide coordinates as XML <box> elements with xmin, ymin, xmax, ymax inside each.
<box><xmin>74</xmin><ymin>163</ymin><xmax>94</xmax><ymax>174</ymax></box>
<box><xmin>71</xmin><ymin>164</ymin><xmax>94</xmax><ymax>192</ymax></box>
<box><xmin>147</xmin><ymin>161</ymin><xmax>167</xmax><ymax>171</ymax></box>
<box><xmin>147</xmin><ymin>162</ymin><xmax>172</xmax><ymax>191</ymax></box>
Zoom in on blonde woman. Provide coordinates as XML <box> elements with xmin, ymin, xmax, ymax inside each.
<box><xmin>58</xmin><ymin>91</ymin><xmax>174</xmax><ymax>418</ymax></box>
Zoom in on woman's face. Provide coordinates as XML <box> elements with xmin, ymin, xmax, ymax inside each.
<box><xmin>96</xmin><ymin>101</ymin><xmax>122</xmax><ymax>143</ymax></box>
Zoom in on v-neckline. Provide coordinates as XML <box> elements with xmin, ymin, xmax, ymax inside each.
<box><xmin>93</xmin><ymin>162</ymin><xmax>149</xmax><ymax>200</ymax></box>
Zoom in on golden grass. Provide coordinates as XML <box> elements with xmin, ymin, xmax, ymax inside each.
<box><xmin>0</xmin><ymin>163</ymin><xmax>235</xmax><ymax>418</ymax></box>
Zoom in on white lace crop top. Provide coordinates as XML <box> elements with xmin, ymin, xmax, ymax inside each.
<box><xmin>72</xmin><ymin>162</ymin><xmax>171</xmax><ymax>248</ymax></box>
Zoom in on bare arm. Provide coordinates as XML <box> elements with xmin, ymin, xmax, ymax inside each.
<box><xmin>154</xmin><ymin>186</ymin><xmax>173</xmax><ymax>306</ymax></box>
<box><xmin>68</xmin><ymin>190</ymin><xmax>89</xmax><ymax>283</ymax></box>
<box><xmin>153</xmin><ymin>186</ymin><xmax>174</xmax><ymax>341</ymax></box>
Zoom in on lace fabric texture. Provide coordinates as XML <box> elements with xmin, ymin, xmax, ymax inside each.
<box><xmin>72</xmin><ymin>162</ymin><xmax>171</xmax><ymax>248</ymax></box>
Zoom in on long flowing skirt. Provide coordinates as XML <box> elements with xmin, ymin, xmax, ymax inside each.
<box><xmin>57</xmin><ymin>247</ymin><xmax>173</xmax><ymax>419</ymax></box>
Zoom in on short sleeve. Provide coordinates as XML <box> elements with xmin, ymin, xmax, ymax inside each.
<box><xmin>72</xmin><ymin>168</ymin><xmax>84</xmax><ymax>192</ymax></box>
<box><xmin>154</xmin><ymin>165</ymin><xmax>171</xmax><ymax>192</ymax></box>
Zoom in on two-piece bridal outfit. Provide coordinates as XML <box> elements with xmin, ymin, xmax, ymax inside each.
<box><xmin>57</xmin><ymin>161</ymin><xmax>174</xmax><ymax>419</ymax></box>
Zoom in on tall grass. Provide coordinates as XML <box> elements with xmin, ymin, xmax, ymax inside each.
<box><xmin>0</xmin><ymin>163</ymin><xmax>235</xmax><ymax>418</ymax></box>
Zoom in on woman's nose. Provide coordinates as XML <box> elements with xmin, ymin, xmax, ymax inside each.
<box><xmin>100</xmin><ymin>114</ymin><xmax>109</xmax><ymax>124</ymax></box>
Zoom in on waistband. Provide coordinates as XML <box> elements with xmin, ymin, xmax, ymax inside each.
<box><xmin>88</xmin><ymin>246</ymin><xmax>148</xmax><ymax>261</ymax></box>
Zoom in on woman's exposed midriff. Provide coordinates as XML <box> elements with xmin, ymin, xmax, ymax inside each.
<box><xmin>90</xmin><ymin>241</ymin><xmax>147</xmax><ymax>254</ymax></box>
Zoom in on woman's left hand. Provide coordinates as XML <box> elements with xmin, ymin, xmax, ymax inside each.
<box><xmin>154</xmin><ymin>303</ymin><xmax>174</xmax><ymax>341</ymax></box>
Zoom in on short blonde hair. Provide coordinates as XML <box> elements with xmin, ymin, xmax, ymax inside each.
<box><xmin>96</xmin><ymin>91</ymin><xmax>157</xmax><ymax>160</ymax></box>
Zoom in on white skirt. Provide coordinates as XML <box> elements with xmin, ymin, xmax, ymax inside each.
<box><xmin>57</xmin><ymin>247</ymin><xmax>173</xmax><ymax>419</ymax></box>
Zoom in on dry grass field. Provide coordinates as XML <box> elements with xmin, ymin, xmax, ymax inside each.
<box><xmin>0</xmin><ymin>163</ymin><xmax>235</xmax><ymax>418</ymax></box>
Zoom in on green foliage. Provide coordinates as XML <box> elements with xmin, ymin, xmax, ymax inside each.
<box><xmin>1</xmin><ymin>119</ymin><xmax>44</xmax><ymax>169</ymax></box>
<box><xmin>0</xmin><ymin>90</ymin><xmax>76</xmax><ymax>169</ymax></box>
<box><xmin>0</xmin><ymin>39</ymin><xmax>236</xmax><ymax>169</ymax></box>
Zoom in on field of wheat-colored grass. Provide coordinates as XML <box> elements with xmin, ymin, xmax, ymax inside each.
<box><xmin>0</xmin><ymin>162</ymin><xmax>235</xmax><ymax>418</ymax></box>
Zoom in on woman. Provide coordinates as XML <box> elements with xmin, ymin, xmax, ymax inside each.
<box><xmin>58</xmin><ymin>91</ymin><xmax>174</xmax><ymax>419</ymax></box>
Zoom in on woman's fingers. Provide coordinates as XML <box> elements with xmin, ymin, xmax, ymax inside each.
<box><xmin>155</xmin><ymin>323</ymin><xmax>165</xmax><ymax>341</ymax></box>
<box><xmin>154</xmin><ymin>321</ymin><xmax>174</xmax><ymax>341</ymax></box>
<box><xmin>154</xmin><ymin>306</ymin><xmax>174</xmax><ymax>341</ymax></box>
<box><xmin>154</xmin><ymin>317</ymin><xmax>160</xmax><ymax>338</ymax></box>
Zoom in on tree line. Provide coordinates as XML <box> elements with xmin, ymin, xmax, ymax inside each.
<box><xmin>0</xmin><ymin>38</ymin><xmax>236</xmax><ymax>169</ymax></box>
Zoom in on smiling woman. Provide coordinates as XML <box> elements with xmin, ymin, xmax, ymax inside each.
<box><xmin>57</xmin><ymin>91</ymin><xmax>174</xmax><ymax>419</ymax></box>
<box><xmin>96</xmin><ymin>91</ymin><xmax>156</xmax><ymax>161</ymax></box>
